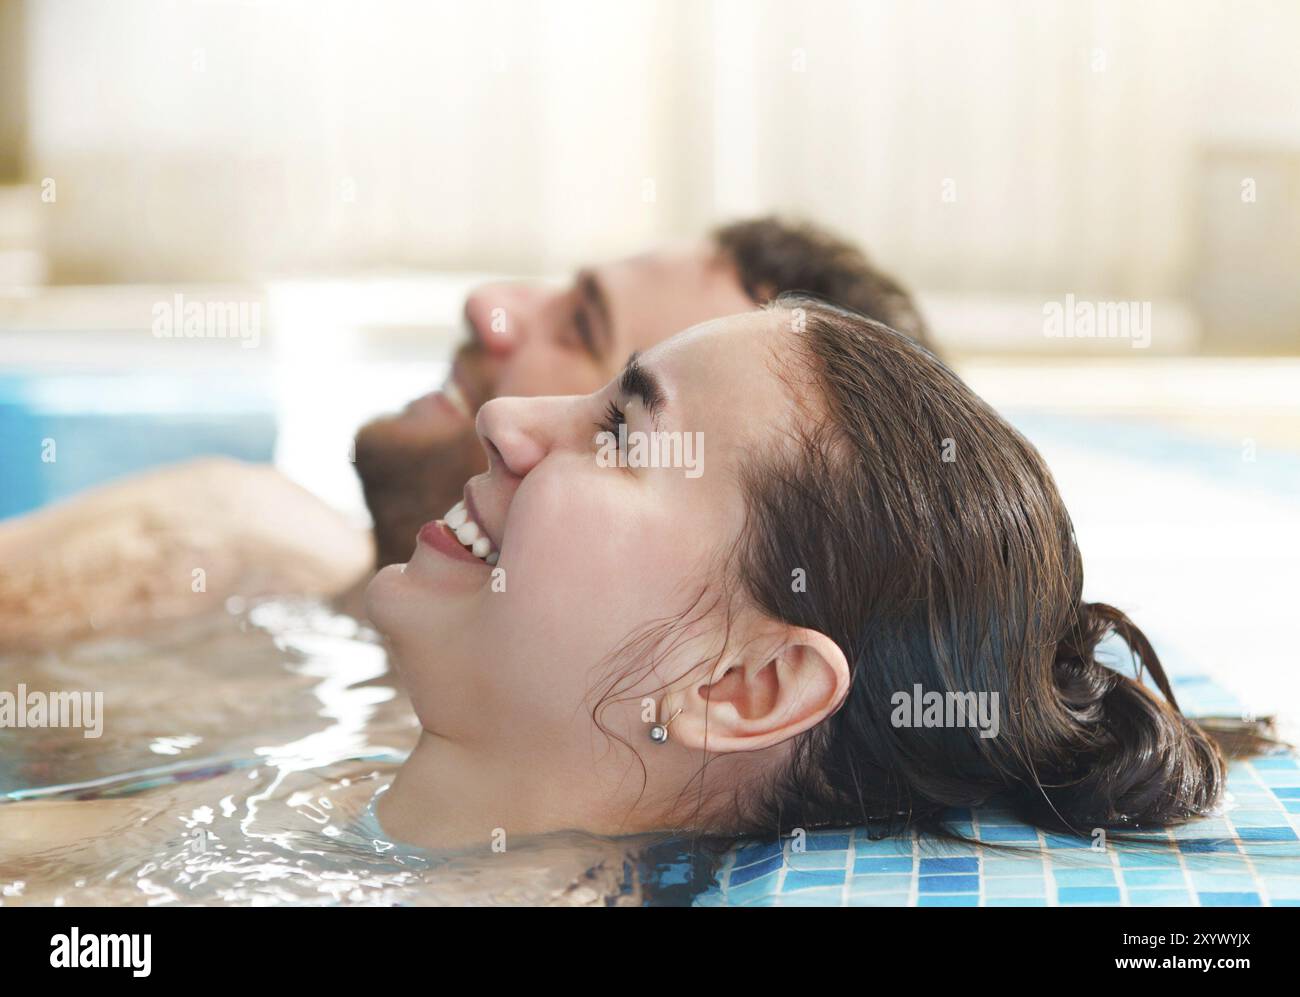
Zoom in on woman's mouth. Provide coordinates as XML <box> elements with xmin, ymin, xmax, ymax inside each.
<box><xmin>416</xmin><ymin>499</ymin><xmax>499</xmax><ymax>566</ymax></box>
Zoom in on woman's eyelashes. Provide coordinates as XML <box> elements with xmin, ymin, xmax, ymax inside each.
<box><xmin>597</xmin><ymin>398</ymin><xmax>626</xmax><ymax>443</ymax></box>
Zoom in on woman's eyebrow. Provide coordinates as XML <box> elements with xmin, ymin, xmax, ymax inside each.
<box><xmin>618</xmin><ymin>352</ymin><xmax>666</xmax><ymax>420</ymax></box>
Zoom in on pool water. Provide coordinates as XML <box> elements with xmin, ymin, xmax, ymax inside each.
<box><xmin>0</xmin><ymin>370</ymin><xmax>277</xmax><ymax>520</ymax></box>
<box><xmin>0</xmin><ymin>600</ymin><xmax>699</xmax><ymax>906</ymax></box>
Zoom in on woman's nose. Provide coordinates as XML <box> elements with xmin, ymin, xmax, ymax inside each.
<box><xmin>475</xmin><ymin>395</ymin><xmax>567</xmax><ymax>480</ymax></box>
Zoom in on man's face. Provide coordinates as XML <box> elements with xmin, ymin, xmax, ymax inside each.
<box><xmin>354</xmin><ymin>240</ymin><xmax>756</xmax><ymax>566</ymax></box>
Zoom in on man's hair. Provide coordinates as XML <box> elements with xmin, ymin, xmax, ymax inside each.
<box><xmin>712</xmin><ymin>216</ymin><xmax>931</xmax><ymax>347</ymax></box>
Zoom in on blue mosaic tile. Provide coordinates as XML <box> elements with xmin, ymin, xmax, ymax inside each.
<box><xmin>804</xmin><ymin>833</ymin><xmax>852</xmax><ymax>851</ymax></box>
<box><xmin>1129</xmin><ymin>890</ymin><xmax>1194</xmax><ymax>906</ymax></box>
<box><xmin>983</xmin><ymin>859</ymin><xmax>1043</xmax><ymax>878</ymax></box>
<box><xmin>787</xmin><ymin>850</ymin><xmax>851</xmax><ymax>870</ymax></box>
<box><xmin>919</xmin><ymin>857</ymin><xmax>978</xmax><ymax>874</ymax></box>
<box><xmin>1178</xmin><ymin>838</ymin><xmax>1240</xmax><ymax>854</ymax></box>
<box><xmin>1058</xmin><ymin>886</ymin><xmax>1122</xmax><ymax>905</ymax></box>
<box><xmin>1123</xmin><ymin>868</ymin><xmax>1184</xmax><ymax>888</ymax></box>
<box><xmin>722</xmin><ymin>874</ymin><xmax>781</xmax><ymax>905</ymax></box>
<box><xmin>979</xmin><ymin>825</ymin><xmax>1039</xmax><ymax>842</ymax></box>
<box><xmin>918</xmin><ymin>894</ymin><xmax>980</xmax><ymax>907</ymax></box>
<box><xmin>695</xmin><ymin>667</ymin><xmax>1300</xmax><ymax>907</ymax></box>
<box><xmin>731</xmin><ymin>839</ymin><xmax>782</xmax><ymax>866</ymax></box>
<box><xmin>848</xmin><ymin>892</ymin><xmax>911</xmax><ymax>906</ymax></box>
<box><xmin>1173</xmin><ymin>819</ymin><xmax>1234</xmax><ymax>839</ymax></box>
<box><xmin>1231</xmin><ymin>811</ymin><xmax>1289</xmax><ymax>827</ymax></box>
<box><xmin>1043</xmin><ymin>834</ymin><xmax>1093</xmax><ymax>850</ymax></box>
<box><xmin>776</xmin><ymin>887</ymin><xmax>844</xmax><ymax>906</ymax></box>
<box><xmin>853</xmin><ymin>856</ymin><xmax>913</xmax><ymax>875</ymax></box>
<box><xmin>1238</xmin><ymin>826</ymin><xmax>1298</xmax><ymax>842</ymax></box>
<box><xmin>853</xmin><ymin>836</ymin><xmax>913</xmax><ymax>856</ymax></box>
<box><xmin>1182</xmin><ymin>854</ymin><xmax>1249</xmax><ymax>874</ymax></box>
<box><xmin>1045</xmin><ymin>848</ymin><xmax>1113</xmax><ymax>867</ymax></box>
<box><xmin>732</xmin><ymin>894</ymin><xmax>777</xmax><ymax>907</ymax></box>
<box><xmin>986</xmin><ymin>897</ymin><xmax>1047</xmax><ymax>906</ymax></box>
<box><xmin>1190</xmin><ymin>872</ymin><xmax>1259</xmax><ymax>893</ymax></box>
<box><xmin>847</xmin><ymin>876</ymin><xmax>911</xmax><ymax>896</ymax></box>
<box><xmin>1266</xmin><ymin>876</ymin><xmax>1300</xmax><ymax>896</ymax></box>
<box><xmin>1199</xmin><ymin>891</ymin><xmax>1261</xmax><ymax>906</ymax></box>
<box><xmin>1117</xmin><ymin>850</ymin><xmax>1183</xmax><ymax>869</ymax></box>
<box><xmin>729</xmin><ymin>855</ymin><xmax>782</xmax><ymax>887</ymax></box>
<box><xmin>783</xmin><ymin>868</ymin><xmax>846</xmax><ymax>891</ymax></box>
<box><xmin>985</xmin><ymin>877</ymin><xmax>1045</xmax><ymax>898</ymax></box>
<box><xmin>921</xmin><ymin>840</ymin><xmax>983</xmax><ymax>859</ymax></box>
<box><xmin>918</xmin><ymin>874</ymin><xmax>979</xmax><ymax>893</ymax></box>
<box><xmin>1259</xmin><ymin>771</ymin><xmax>1300</xmax><ymax>787</ymax></box>
<box><xmin>1053</xmin><ymin>867</ymin><xmax>1116</xmax><ymax>887</ymax></box>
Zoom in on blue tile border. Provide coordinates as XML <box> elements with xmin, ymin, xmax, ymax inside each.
<box><xmin>695</xmin><ymin>669</ymin><xmax>1300</xmax><ymax>906</ymax></box>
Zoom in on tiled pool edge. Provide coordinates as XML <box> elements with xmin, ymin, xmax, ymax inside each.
<box><xmin>696</xmin><ymin>671</ymin><xmax>1299</xmax><ymax>907</ymax></box>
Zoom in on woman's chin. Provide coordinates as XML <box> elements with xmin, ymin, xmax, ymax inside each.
<box><xmin>363</xmin><ymin>562</ymin><xmax>410</xmax><ymax>636</ymax></box>
<box><xmin>364</xmin><ymin>562</ymin><xmax>468</xmax><ymax>670</ymax></box>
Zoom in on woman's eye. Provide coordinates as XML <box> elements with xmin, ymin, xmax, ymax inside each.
<box><xmin>597</xmin><ymin>400</ymin><xmax>626</xmax><ymax>443</ymax></box>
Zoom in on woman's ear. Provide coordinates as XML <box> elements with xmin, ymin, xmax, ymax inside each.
<box><xmin>670</xmin><ymin>628</ymin><xmax>851</xmax><ymax>753</ymax></box>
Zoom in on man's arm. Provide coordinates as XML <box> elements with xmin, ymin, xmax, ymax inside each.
<box><xmin>0</xmin><ymin>458</ymin><xmax>373</xmax><ymax>649</ymax></box>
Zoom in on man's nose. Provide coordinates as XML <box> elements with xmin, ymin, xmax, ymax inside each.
<box><xmin>464</xmin><ymin>282</ymin><xmax>541</xmax><ymax>356</ymax></box>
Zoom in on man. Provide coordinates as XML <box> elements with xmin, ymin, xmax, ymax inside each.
<box><xmin>355</xmin><ymin>217</ymin><xmax>930</xmax><ymax>568</ymax></box>
<box><xmin>0</xmin><ymin>217</ymin><xmax>929</xmax><ymax>646</ymax></box>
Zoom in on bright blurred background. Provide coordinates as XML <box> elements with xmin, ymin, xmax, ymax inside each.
<box><xmin>1</xmin><ymin>1</ymin><xmax>1298</xmax><ymax>710</ymax></box>
<box><xmin>2</xmin><ymin>0</ymin><xmax>1299</xmax><ymax>337</ymax></box>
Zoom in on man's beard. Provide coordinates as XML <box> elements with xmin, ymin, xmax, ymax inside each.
<box><xmin>353</xmin><ymin>420</ymin><xmax>488</xmax><ymax>568</ymax></box>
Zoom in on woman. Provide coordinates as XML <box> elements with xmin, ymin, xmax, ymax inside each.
<box><xmin>366</xmin><ymin>297</ymin><xmax>1225</xmax><ymax>852</ymax></box>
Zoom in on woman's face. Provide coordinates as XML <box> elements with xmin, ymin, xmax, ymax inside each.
<box><xmin>366</xmin><ymin>309</ymin><xmax>803</xmax><ymax>820</ymax></box>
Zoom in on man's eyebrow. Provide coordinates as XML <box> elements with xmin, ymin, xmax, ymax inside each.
<box><xmin>618</xmin><ymin>352</ymin><xmax>666</xmax><ymax>420</ymax></box>
<box><xmin>575</xmin><ymin>268</ymin><xmax>614</xmax><ymax>358</ymax></box>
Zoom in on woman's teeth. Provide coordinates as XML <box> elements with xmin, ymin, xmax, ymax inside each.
<box><xmin>444</xmin><ymin>500</ymin><xmax>499</xmax><ymax>565</ymax></box>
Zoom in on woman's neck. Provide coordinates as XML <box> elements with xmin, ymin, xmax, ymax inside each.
<box><xmin>376</xmin><ymin>730</ymin><xmax>660</xmax><ymax>851</ymax></box>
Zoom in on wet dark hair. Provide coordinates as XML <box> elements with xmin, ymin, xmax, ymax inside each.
<box><xmin>713</xmin><ymin>217</ymin><xmax>931</xmax><ymax>349</ymax></box>
<box><xmin>727</xmin><ymin>296</ymin><xmax>1230</xmax><ymax>838</ymax></box>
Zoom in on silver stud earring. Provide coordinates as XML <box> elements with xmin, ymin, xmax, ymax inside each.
<box><xmin>648</xmin><ymin>707</ymin><xmax>682</xmax><ymax>744</ymax></box>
